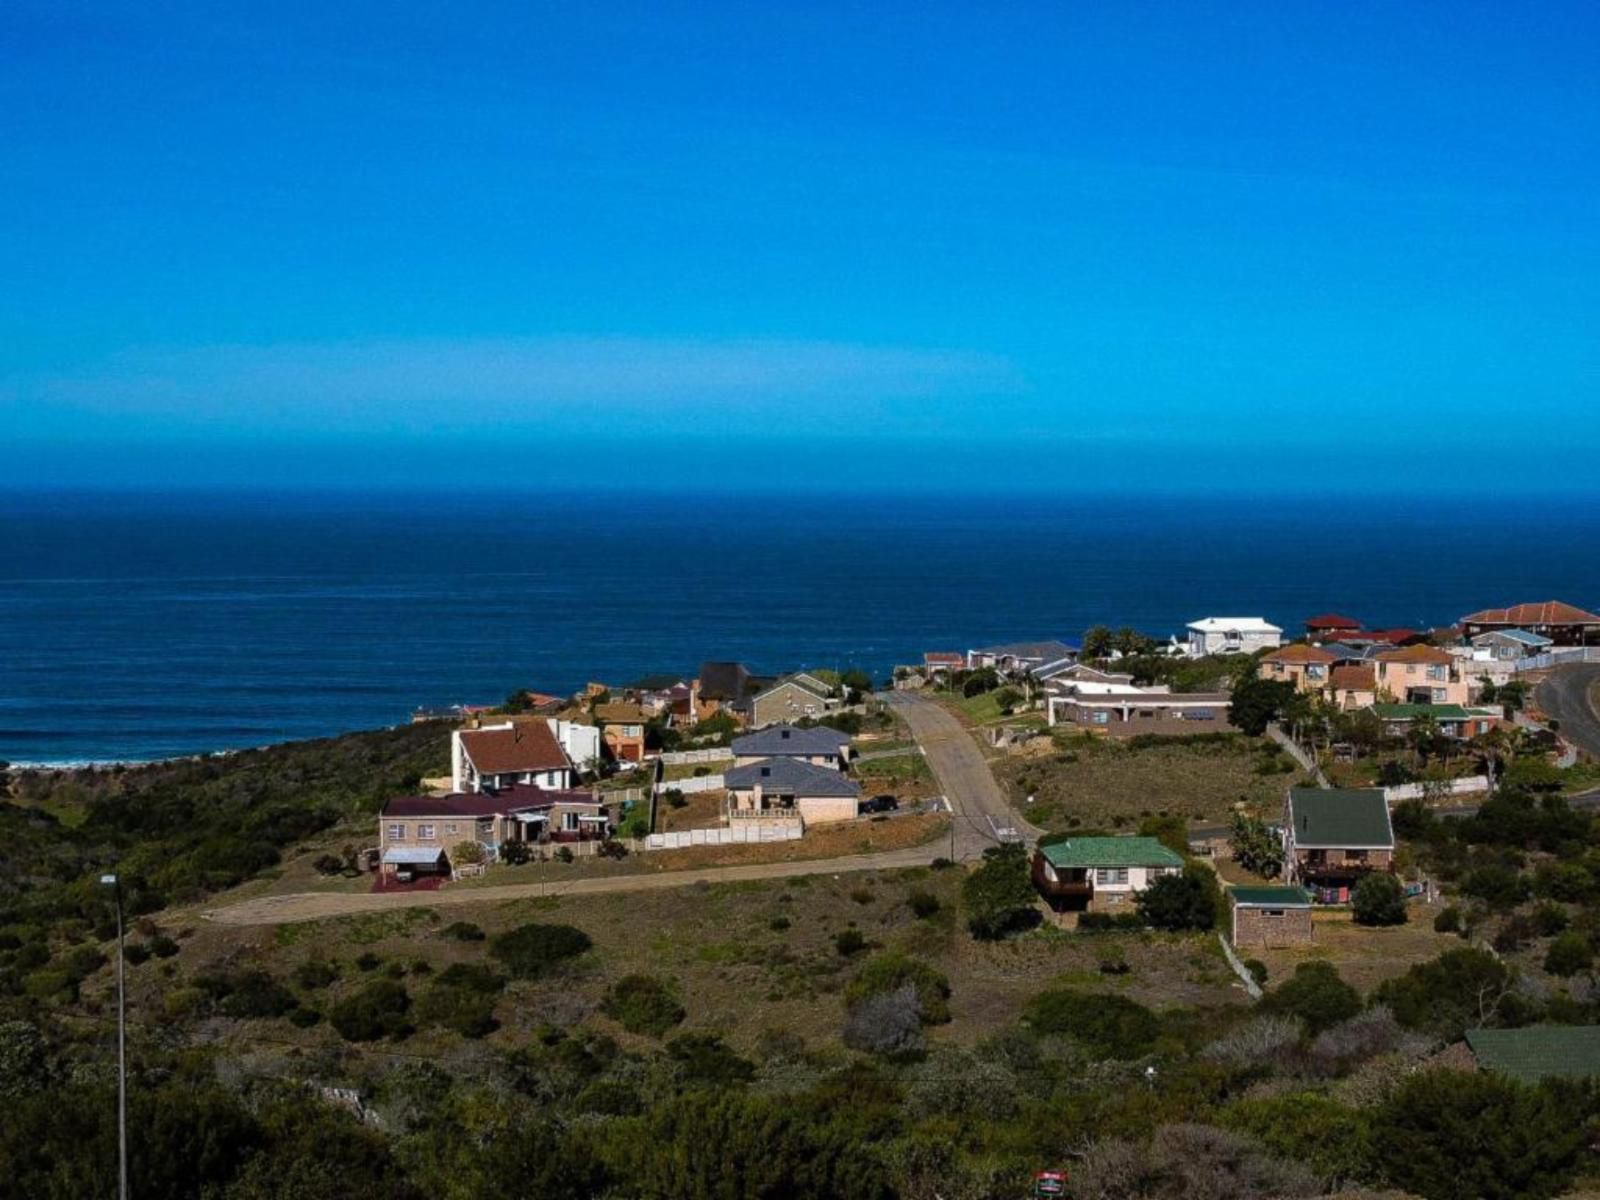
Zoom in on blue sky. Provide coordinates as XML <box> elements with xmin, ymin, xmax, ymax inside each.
<box><xmin>3</xmin><ymin>1</ymin><xmax>1597</xmax><ymax>491</ymax></box>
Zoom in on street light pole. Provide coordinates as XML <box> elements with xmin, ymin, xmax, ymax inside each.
<box><xmin>101</xmin><ymin>873</ymin><xmax>128</xmax><ymax>1200</ymax></box>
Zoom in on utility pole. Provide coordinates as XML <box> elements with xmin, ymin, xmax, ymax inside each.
<box><xmin>100</xmin><ymin>873</ymin><xmax>128</xmax><ymax>1200</ymax></box>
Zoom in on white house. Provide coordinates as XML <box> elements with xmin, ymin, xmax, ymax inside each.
<box><xmin>1185</xmin><ymin>617</ymin><xmax>1283</xmax><ymax>658</ymax></box>
<box><xmin>549</xmin><ymin>719</ymin><xmax>603</xmax><ymax>772</ymax></box>
<box><xmin>451</xmin><ymin>722</ymin><xmax>576</xmax><ymax>793</ymax></box>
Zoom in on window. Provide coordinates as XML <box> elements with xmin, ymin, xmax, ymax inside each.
<box><xmin>444</xmin><ymin>822</ymin><xmax>458</xmax><ymax>835</ymax></box>
<box><xmin>1264</xmin><ymin>909</ymin><xmax>1284</xmax><ymax>918</ymax></box>
<box><xmin>1349</xmin><ymin>849</ymin><xmax>1368</xmax><ymax>862</ymax></box>
<box><xmin>1096</xmin><ymin>867</ymin><xmax>1129</xmax><ymax>885</ymax></box>
<box><xmin>418</xmin><ymin>824</ymin><xmax>435</xmax><ymax>840</ymax></box>
<box><xmin>1427</xmin><ymin>665</ymin><xmax>1448</xmax><ymax>681</ymax></box>
<box><xmin>387</xmin><ymin>823</ymin><xmax>405</xmax><ymax>840</ymax></box>
<box><xmin>563</xmin><ymin>812</ymin><xmax>579</xmax><ymax>831</ymax></box>
<box><xmin>1092</xmin><ymin>711</ymin><xmax>1110</xmax><ymax>725</ymax></box>
<box><xmin>1307</xmin><ymin>665</ymin><xmax>1326</xmax><ymax>680</ymax></box>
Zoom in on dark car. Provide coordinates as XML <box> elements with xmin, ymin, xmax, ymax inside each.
<box><xmin>861</xmin><ymin>794</ymin><xmax>899</xmax><ymax>814</ymax></box>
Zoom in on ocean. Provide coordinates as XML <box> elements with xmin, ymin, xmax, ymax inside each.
<box><xmin>2</xmin><ymin>489</ymin><xmax>1597</xmax><ymax>764</ymax></box>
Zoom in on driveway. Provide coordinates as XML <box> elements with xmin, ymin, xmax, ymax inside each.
<box><xmin>883</xmin><ymin>691</ymin><xmax>1043</xmax><ymax>852</ymax></box>
<box><xmin>1537</xmin><ymin>664</ymin><xmax>1600</xmax><ymax>761</ymax></box>
<box><xmin>205</xmin><ymin>693</ymin><xmax>1031</xmax><ymax>928</ymax></box>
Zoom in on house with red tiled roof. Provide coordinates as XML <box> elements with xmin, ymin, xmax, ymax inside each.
<box><xmin>1460</xmin><ymin>601</ymin><xmax>1600</xmax><ymax>647</ymax></box>
<box><xmin>451</xmin><ymin>721</ymin><xmax>575</xmax><ymax>793</ymax></box>
<box><xmin>1304</xmin><ymin>613</ymin><xmax>1363</xmax><ymax>641</ymax></box>
<box><xmin>1327</xmin><ymin>664</ymin><xmax>1378</xmax><ymax>710</ymax></box>
<box><xmin>1259</xmin><ymin>643</ymin><xmax>1338</xmax><ymax>694</ymax></box>
<box><xmin>378</xmin><ymin>784</ymin><xmax>612</xmax><ymax>877</ymax></box>
<box><xmin>1373</xmin><ymin>644</ymin><xmax>1471</xmax><ymax>706</ymax></box>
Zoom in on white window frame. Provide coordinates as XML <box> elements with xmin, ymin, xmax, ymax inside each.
<box><xmin>387</xmin><ymin>823</ymin><xmax>405</xmax><ymax>840</ymax></box>
<box><xmin>418</xmin><ymin>824</ymin><xmax>436</xmax><ymax>840</ymax></box>
<box><xmin>444</xmin><ymin>822</ymin><xmax>458</xmax><ymax>836</ymax></box>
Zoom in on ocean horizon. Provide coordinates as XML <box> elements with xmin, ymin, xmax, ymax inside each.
<box><xmin>3</xmin><ymin>487</ymin><xmax>1598</xmax><ymax>765</ymax></box>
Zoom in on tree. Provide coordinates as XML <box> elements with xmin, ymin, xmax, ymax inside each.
<box><xmin>1083</xmin><ymin>625</ymin><xmax>1114</xmax><ymax>659</ymax></box>
<box><xmin>1024</xmin><ymin>988</ymin><xmax>1160</xmax><ymax>1059</ymax></box>
<box><xmin>961</xmin><ymin>844</ymin><xmax>1040</xmax><ymax>939</ymax></box>
<box><xmin>602</xmin><ymin>974</ymin><xmax>686</xmax><ymax>1036</ymax></box>
<box><xmin>329</xmin><ymin>979</ymin><xmax>411</xmax><ymax>1041</ymax></box>
<box><xmin>844</xmin><ymin>953</ymin><xmax>952</xmax><ymax>1024</ymax></box>
<box><xmin>1373</xmin><ymin>1070</ymin><xmax>1587</xmax><ymax>1200</ymax></box>
<box><xmin>1371</xmin><ymin>948</ymin><xmax>1517</xmax><ymax>1039</ymax></box>
<box><xmin>1138</xmin><ymin>814</ymin><xmax>1190</xmax><ymax>857</ymax></box>
<box><xmin>1352</xmin><ymin>872</ymin><xmax>1407</xmax><ymax>926</ymax></box>
<box><xmin>451</xmin><ymin>840</ymin><xmax>485</xmax><ymax>866</ymax></box>
<box><xmin>1259</xmin><ymin>960</ymin><xmax>1361</xmax><ymax>1034</ymax></box>
<box><xmin>1136</xmin><ymin>863</ymin><xmax>1219</xmax><ymax>931</ymax></box>
<box><xmin>1229</xmin><ymin>676</ymin><xmax>1297</xmax><ymax>737</ymax></box>
<box><xmin>842</xmin><ymin>983</ymin><xmax>926</xmax><ymax>1059</ymax></box>
<box><xmin>1230</xmin><ymin>814</ymin><xmax>1284</xmax><ymax>878</ymax></box>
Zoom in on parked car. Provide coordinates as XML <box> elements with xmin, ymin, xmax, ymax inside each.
<box><xmin>861</xmin><ymin>794</ymin><xmax>899</xmax><ymax>814</ymax></box>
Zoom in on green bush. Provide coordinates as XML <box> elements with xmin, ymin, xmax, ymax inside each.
<box><xmin>441</xmin><ymin>920</ymin><xmax>486</xmax><ymax>942</ymax></box>
<box><xmin>1245</xmin><ymin>958</ymin><xmax>1269</xmax><ymax>986</ymax></box>
<box><xmin>489</xmin><ymin>922</ymin><xmax>593</xmax><ymax>979</ymax></box>
<box><xmin>415</xmin><ymin>982</ymin><xmax>499</xmax><ymax>1038</ymax></box>
<box><xmin>1544</xmin><ymin>931</ymin><xmax>1594</xmax><ymax>977</ymax></box>
<box><xmin>1433</xmin><ymin>906</ymin><xmax>1461</xmax><ymax>934</ymax></box>
<box><xmin>1135</xmin><ymin>863</ymin><xmax>1220</xmax><ymax>931</ymax></box>
<box><xmin>122</xmin><ymin>941</ymin><xmax>151</xmax><ymax>966</ymax></box>
<box><xmin>845</xmin><ymin>953</ymin><xmax>951</xmax><ymax>1024</ymax></box>
<box><xmin>833</xmin><ymin>929</ymin><xmax>867</xmax><ymax>957</ymax></box>
<box><xmin>961</xmin><ymin>844</ymin><xmax>1040</xmax><ymax>940</ymax></box>
<box><xmin>292</xmin><ymin>960</ymin><xmax>338</xmax><ymax>990</ymax></box>
<box><xmin>1532</xmin><ymin>901</ymin><xmax>1569</xmax><ymax>937</ymax></box>
<box><xmin>601</xmin><ymin>974</ymin><xmax>686</xmax><ymax>1037</ymax></box>
<box><xmin>354</xmin><ymin>951</ymin><xmax>382</xmax><ymax>972</ymax></box>
<box><xmin>906</xmin><ymin>890</ymin><xmax>940</xmax><ymax>919</ymax></box>
<box><xmin>1260</xmin><ymin>961</ymin><xmax>1360</xmax><ymax>1034</ymax></box>
<box><xmin>1077</xmin><ymin>911</ymin><xmax>1143</xmax><ymax>932</ymax></box>
<box><xmin>1024</xmin><ymin>988</ymin><xmax>1159</xmax><ymax>1059</ymax></box>
<box><xmin>433</xmin><ymin>962</ymin><xmax>506</xmax><ymax>994</ymax></box>
<box><xmin>1353</xmin><ymin>873</ymin><xmax>1407</xmax><ymax>926</ymax></box>
<box><xmin>1372</xmin><ymin>948</ymin><xmax>1518</xmax><ymax>1039</ymax></box>
<box><xmin>216</xmin><ymin>970</ymin><xmax>299</xmax><ymax>1020</ymax></box>
<box><xmin>665</xmin><ymin>1034</ymin><xmax>756</xmax><ymax>1088</ymax></box>
<box><xmin>329</xmin><ymin>979</ymin><xmax>411</xmax><ymax>1042</ymax></box>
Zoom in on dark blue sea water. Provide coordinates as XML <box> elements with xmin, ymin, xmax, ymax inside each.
<box><xmin>2</xmin><ymin>490</ymin><xmax>1598</xmax><ymax>764</ymax></box>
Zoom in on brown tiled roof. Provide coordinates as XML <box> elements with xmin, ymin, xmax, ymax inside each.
<box><xmin>1330</xmin><ymin>665</ymin><xmax>1376</xmax><ymax>690</ymax></box>
<box><xmin>594</xmin><ymin>702</ymin><xmax>649</xmax><ymax>723</ymax></box>
<box><xmin>1305</xmin><ymin>613</ymin><xmax>1362</xmax><ymax>629</ymax></box>
<box><xmin>384</xmin><ymin>786</ymin><xmax>601</xmax><ymax>819</ymax></box>
<box><xmin>458</xmin><ymin>722</ymin><xmax>570</xmax><ymax>774</ymax></box>
<box><xmin>1374</xmin><ymin>644</ymin><xmax>1454</xmax><ymax>665</ymax></box>
<box><xmin>924</xmin><ymin>651</ymin><xmax>964</xmax><ymax>665</ymax></box>
<box><xmin>1462</xmin><ymin>601</ymin><xmax>1600</xmax><ymax>626</ymax></box>
<box><xmin>1262</xmin><ymin>644</ymin><xmax>1337</xmax><ymax>665</ymax></box>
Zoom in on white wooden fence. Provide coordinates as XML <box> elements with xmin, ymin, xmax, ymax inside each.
<box><xmin>657</xmin><ymin>774</ymin><xmax>724</xmax><ymax>796</ymax></box>
<box><xmin>658</xmin><ymin>748</ymin><xmax>735</xmax><ymax>766</ymax></box>
<box><xmin>1515</xmin><ymin>647</ymin><xmax>1600</xmax><ymax>673</ymax></box>
<box><xmin>1383</xmin><ymin>776</ymin><xmax>1491</xmax><ymax>803</ymax></box>
<box><xmin>645</xmin><ymin>823</ymin><xmax>803</xmax><ymax>850</ymax></box>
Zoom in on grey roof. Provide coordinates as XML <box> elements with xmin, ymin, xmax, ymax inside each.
<box><xmin>733</xmin><ymin>724</ymin><xmax>850</xmax><ymax>757</ymax></box>
<box><xmin>1287</xmin><ymin>787</ymin><xmax>1394</xmax><ymax>849</ymax></box>
<box><xmin>1473</xmin><ymin>628</ymin><xmax>1553</xmax><ymax>648</ymax></box>
<box><xmin>756</xmin><ymin>674</ymin><xmax>829</xmax><ymax>701</ymax></box>
<box><xmin>725</xmin><ymin>757</ymin><xmax>861</xmax><ymax>796</ymax></box>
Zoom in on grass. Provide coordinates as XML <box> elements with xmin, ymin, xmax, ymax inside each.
<box><xmin>661</xmin><ymin>759</ymin><xmax>730</xmax><ymax>783</ymax></box>
<box><xmin>993</xmin><ymin>731</ymin><xmax>1292</xmax><ymax>829</ymax></box>
<box><xmin>657</xmin><ymin>788</ymin><xmax>725</xmax><ymax>833</ymax></box>
<box><xmin>1251</xmin><ymin>904</ymin><xmax>1461</xmax><ymax>994</ymax></box>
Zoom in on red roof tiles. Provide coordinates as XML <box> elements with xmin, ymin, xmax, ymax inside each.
<box><xmin>1461</xmin><ymin>601</ymin><xmax>1600</xmax><ymax>627</ymax></box>
<box><xmin>458</xmin><ymin>722</ymin><xmax>570</xmax><ymax>775</ymax></box>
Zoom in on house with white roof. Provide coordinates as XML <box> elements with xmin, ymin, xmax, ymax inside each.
<box><xmin>1185</xmin><ymin>617</ymin><xmax>1282</xmax><ymax>658</ymax></box>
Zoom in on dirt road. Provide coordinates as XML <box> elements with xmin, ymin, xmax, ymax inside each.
<box><xmin>1537</xmin><ymin>664</ymin><xmax>1600</xmax><ymax>761</ymax></box>
<box><xmin>206</xmin><ymin>693</ymin><xmax>1034</xmax><ymax>927</ymax></box>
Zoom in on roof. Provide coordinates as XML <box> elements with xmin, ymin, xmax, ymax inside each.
<box><xmin>1335</xmin><ymin>628</ymin><xmax>1420</xmax><ymax>646</ymax></box>
<box><xmin>1329</xmin><ymin>665</ymin><xmax>1376</xmax><ymax>690</ymax></box>
<box><xmin>1287</xmin><ymin>787</ymin><xmax>1394</xmax><ymax>849</ymax></box>
<box><xmin>1371</xmin><ymin>703</ymin><xmax>1475</xmax><ymax>721</ymax></box>
<box><xmin>1374</xmin><ymin>644</ymin><xmax>1454</xmax><ymax>665</ymax></box>
<box><xmin>1262</xmin><ymin>644</ymin><xmax>1337</xmax><ymax>665</ymax></box>
<box><xmin>1230</xmin><ymin>885</ymin><xmax>1314</xmax><ymax>907</ymax></box>
<box><xmin>732</xmin><ymin>724</ymin><xmax>851</xmax><ymax>756</ymax></box>
<box><xmin>698</xmin><ymin>661</ymin><xmax>754</xmax><ymax>701</ymax></box>
<box><xmin>1039</xmin><ymin>836</ymin><xmax>1184</xmax><ymax>870</ymax></box>
<box><xmin>458</xmin><ymin>722</ymin><xmax>570</xmax><ymax>775</ymax></box>
<box><xmin>1056</xmin><ymin>689</ymin><xmax>1230</xmax><ymax>706</ymax></box>
<box><xmin>1461</xmin><ymin>601</ymin><xmax>1600</xmax><ymax>627</ymax></box>
<box><xmin>924</xmin><ymin>651</ymin><xmax>965</xmax><ymax>666</ymax></box>
<box><xmin>755</xmin><ymin>675</ymin><xmax>829</xmax><ymax>701</ymax></box>
<box><xmin>725</xmin><ymin>757</ymin><xmax>861</xmax><ymax>796</ymax></box>
<box><xmin>1305</xmin><ymin>613</ymin><xmax>1362</xmax><ymax>629</ymax></box>
<box><xmin>632</xmin><ymin>673</ymin><xmax>689</xmax><ymax>691</ymax></box>
<box><xmin>593</xmin><ymin>702</ymin><xmax>650</xmax><ymax>723</ymax></box>
<box><xmin>382</xmin><ymin>847</ymin><xmax>447</xmax><ymax>865</ymax></box>
<box><xmin>1466</xmin><ymin>1027</ymin><xmax>1600</xmax><ymax>1085</ymax></box>
<box><xmin>384</xmin><ymin>786</ymin><xmax>602</xmax><ymax>818</ymax></box>
<box><xmin>1187</xmin><ymin>617</ymin><xmax>1283</xmax><ymax>634</ymax></box>
<box><xmin>972</xmin><ymin>639</ymin><xmax>1080</xmax><ymax>660</ymax></box>
<box><xmin>1041</xmin><ymin>663</ymin><xmax>1135</xmax><ymax>685</ymax></box>
<box><xmin>1472</xmin><ymin>628</ymin><xmax>1553</xmax><ymax>648</ymax></box>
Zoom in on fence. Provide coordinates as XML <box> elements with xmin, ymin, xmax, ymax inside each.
<box><xmin>658</xmin><ymin>748</ymin><xmax>735</xmax><ymax>766</ymax></box>
<box><xmin>657</xmin><ymin>774</ymin><xmax>724</xmax><ymax>796</ymax></box>
<box><xmin>1383</xmin><ymin>775</ymin><xmax>1491</xmax><ymax>803</ymax></box>
<box><xmin>645</xmin><ymin>823</ymin><xmax>804</xmax><ymax>850</ymax></box>
<box><xmin>1515</xmin><ymin>647</ymin><xmax>1600</xmax><ymax>673</ymax></box>
<box><xmin>1266</xmin><ymin>724</ymin><xmax>1329</xmax><ymax>788</ymax></box>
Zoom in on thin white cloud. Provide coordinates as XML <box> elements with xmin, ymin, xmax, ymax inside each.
<box><xmin>6</xmin><ymin>336</ymin><xmax>1026</xmax><ymax>437</ymax></box>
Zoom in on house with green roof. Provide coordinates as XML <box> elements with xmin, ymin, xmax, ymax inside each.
<box><xmin>1031</xmin><ymin>836</ymin><xmax>1184</xmax><ymax>918</ymax></box>
<box><xmin>1283</xmin><ymin>786</ymin><xmax>1395</xmax><ymax>897</ymax></box>
<box><xmin>1465</xmin><ymin>1027</ymin><xmax>1600</xmax><ymax>1085</ymax></box>
<box><xmin>1367</xmin><ymin>702</ymin><xmax>1503</xmax><ymax>740</ymax></box>
<box><xmin>1229</xmin><ymin>885</ymin><xmax>1314</xmax><ymax>948</ymax></box>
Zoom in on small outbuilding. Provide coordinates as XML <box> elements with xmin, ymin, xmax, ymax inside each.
<box><xmin>1229</xmin><ymin>885</ymin><xmax>1315</xmax><ymax>949</ymax></box>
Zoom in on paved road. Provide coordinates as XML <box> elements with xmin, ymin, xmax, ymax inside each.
<box><xmin>883</xmin><ymin>691</ymin><xmax>1043</xmax><ymax>851</ymax></box>
<box><xmin>1537</xmin><ymin>664</ymin><xmax>1600</xmax><ymax>761</ymax></box>
<box><xmin>206</xmin><ymin>693</ymin><xmax>1028</xmax><ymax>927</ymax></box>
